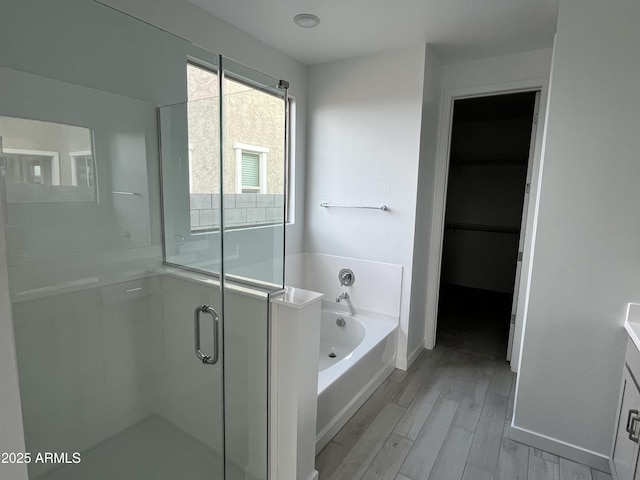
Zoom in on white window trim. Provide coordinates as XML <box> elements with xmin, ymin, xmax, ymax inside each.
<box><xmin>233</xmin><ymin>142</ymin><xmax>268</xmax><ymax>194</ymax></box>
<box><xmin>188</xmin><ymin>143</ymin><xmax>194</xmax><ymax>193</ymax></box>
<box><xmin>69</xmin><ymin>150</ymin><xmax>92</xmax><ymax>186</ymax></box>
<box><xmin>2</xmin><ymin>147</ymin><xmax>60</xmax><ymax>185</ymax></box>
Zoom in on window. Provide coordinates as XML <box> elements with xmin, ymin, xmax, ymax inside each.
<box><xmin>186</xmin><ymin>62</ymin><xmax>290</xmax><ymax>231</ymax></box>
<box><xmin>70</xmin><ymin>151</ymin><xmax>94</xmax><ymax>186</ymax></box>
<box><xmin>2</xmin><ymin>148</ymin><xmax>60</xmax><ymax>186</ymax></box>
<box><xmin>234</xmin><ymin>143</ymin><xmax>268</xmax><ymax>194</ymax></box>
<box><xmin>242</xmin><ymin>152</ymin><xmax>259</xmax><ymax>190</ymax></box>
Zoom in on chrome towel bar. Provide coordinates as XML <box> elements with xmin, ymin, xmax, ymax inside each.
<box><xmin>112</xmin><ymin>191</ymin><xmax>142</xmax><ymax>196</ymax></box>
<box><xmin>320</xmin><ymin>202</ymin><xmax>388</xmax><ymax>211</ymax></box>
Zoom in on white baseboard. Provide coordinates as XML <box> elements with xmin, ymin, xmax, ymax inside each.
<box><xmin>305</xmin><ymin>469</ymin><xmax>319</xmax><ymax>480</ymax></box>
<box><xmin>396</xmin><ymin>343</ymin><xmax>424</xmax><ymax>371</ymax></box>
<box><xmin>315</xmin><ymin>363</ymin><xmax>394</xmax><ymax>454</ymax></box>
<box><xmin>510</xmin><ymin>423</ymin><xmax>611</xmax><ymax>473</ymax></box>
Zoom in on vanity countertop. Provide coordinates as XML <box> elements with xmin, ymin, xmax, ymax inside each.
<box><xmin>624</xmin><ymin>303</ymin><xmax>640</xmax><ymax>351</ymax></box>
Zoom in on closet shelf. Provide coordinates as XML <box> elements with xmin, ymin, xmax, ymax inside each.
<box><xmin>445</xmin><ymin>222</ymin><xmax>520</xmax><ymax>234</ymax></box>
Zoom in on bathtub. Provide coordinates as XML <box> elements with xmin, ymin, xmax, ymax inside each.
<box><xmin>316</xmin><ymin>307</ymin><xmax>397</xmax><ymax>453</ymax></box>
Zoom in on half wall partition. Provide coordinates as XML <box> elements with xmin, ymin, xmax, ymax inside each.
<box><xmin>0</xmin><ymin>1</ymin><xmax>288</xmax><ymax>480</ymax></box>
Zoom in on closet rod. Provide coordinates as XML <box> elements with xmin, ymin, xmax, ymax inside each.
<box><xmin>445</xmin><ymin>222</ymin><xmax>519</xmax><ymax>234</ymax></box>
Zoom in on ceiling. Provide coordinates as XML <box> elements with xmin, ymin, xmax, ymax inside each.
<box><xmin>186</xmin><ymin>0</ymin><xmax>559</xmax><ymax>66</ymax></box>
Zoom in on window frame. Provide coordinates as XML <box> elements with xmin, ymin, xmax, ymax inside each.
<box><xmin>69</xmin><ymin>150</ymin><xmax>93</xmax><ymax>186</ymax></box>
<box><xmin>2</xmin><ymin>147</ymin><xmax>61</xmax><ymax>186</ymax></box>
<box><xmin>233</xmin><ymin>142</ymin><xmax>268</xmax><ymax>194</ymax></box>
<box><xmin>185</xmin><ymin>59</ymin><xmax>294</xmax><ymax>230</ymax></box>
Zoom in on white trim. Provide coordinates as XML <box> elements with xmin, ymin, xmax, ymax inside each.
<box><xmin>510</xmin><ymin>422</ymin><xmax>611</xmax><ymax>473</ymax></box>
<box><xmin>233</xmin><ymin>142</ymin><xmax>269</xmax><ymax>154</ymax></box>
<box><xmin>2</xmin><ymin>147</ymin><xmax>60</xmax><ymax>185</ymax></box>
<box><xmin>233</xmin><ymin>142</ymin><xmax>269</xmax><ymax>194</ymax></box>
<box><xmin>69</xmin><ymin>150</ymin><xmax>92</xmax><ymax>186</ymax></box>
<box><xmin>286</xmin><ymin>97</ymin><xmax>296</xmax><ymax>225</ymax></box>
<box><xmin>423</xmin><ymin>79</ymin><xmax>550</xmax><ymax>368</ymax></box>
<box><xmin>506</xmin><ymin>91</ymin><xmax>541</xmax><ymax>363</ymax></box>
<box><xmin>187</xmin><ymin>143</ymin><xmax>194</xmax><ymax>193</ymax></box>
<box><xmin>396</xmin><ymin>343</ymin><xmax>424</xmax><ymax>371</ymax></box>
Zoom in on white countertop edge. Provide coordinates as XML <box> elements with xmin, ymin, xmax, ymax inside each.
<box><xmin>271</xmin><ymin>286</ymin><xmax>324</xmax><ymax>309</ymax></box>
<box><xmin>624</xmin><ymin>303</ymin><xmax>640</xmax><ymax>351</ymax></box>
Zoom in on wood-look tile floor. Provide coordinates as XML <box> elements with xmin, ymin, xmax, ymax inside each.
<box><xmin>316</xmin><ymin>345</ymin><xmax>612</xmax><ymax>480</ymax></box>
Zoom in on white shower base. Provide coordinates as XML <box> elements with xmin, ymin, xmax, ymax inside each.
<box><xmin>33</xmin><ymin>415</ymin><xmax>248</xmax><ymax>480</ymax></box>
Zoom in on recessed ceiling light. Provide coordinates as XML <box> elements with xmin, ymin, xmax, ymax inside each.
<box><xmin>294</xmin><ymin>13</ymin><xmax>320</xmax><ymax>28</ymax></box>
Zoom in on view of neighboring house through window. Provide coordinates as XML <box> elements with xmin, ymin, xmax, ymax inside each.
<box><xmin>186</xmin><ymin>62</ymin><xmax>288</xmax><ymax>232</ymax></box>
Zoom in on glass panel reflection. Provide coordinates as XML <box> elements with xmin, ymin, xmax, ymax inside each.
<box><xmin>0</xmin><ymin>116</ymin><xmax>95</xmax><ymax>203</ymax></box>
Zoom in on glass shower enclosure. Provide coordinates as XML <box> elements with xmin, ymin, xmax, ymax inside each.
<box><xmin>0</xmin><ymin>1</ymin><xmax>287</xmax><ymax>480</ymax></box>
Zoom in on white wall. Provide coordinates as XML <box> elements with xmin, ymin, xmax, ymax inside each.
<box><xmin>442</xmin><ymin>48</ymin><xmax>553</xmax><ymax>92</ymax></box>
<box><xmin>512</xmin><ymin>0</ymin><xmax>640</xmax><ymax>470</ymax></box>
<box><xmin>305</xmin><ymin>46</ymin><xmax>427</xmax><ymax>369</ymax></box>
<box><xmin>407</xmin><ymin>46</ymin><xmax>443</xmax><ymax>364</ymax></box>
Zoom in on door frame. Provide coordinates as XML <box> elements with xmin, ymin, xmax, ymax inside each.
<box><xmin>424</xmin><ymin>78</ymin><xmax>550</xmax><ymax>372</ymax></box>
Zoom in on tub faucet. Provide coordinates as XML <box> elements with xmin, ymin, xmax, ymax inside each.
<box><xmin>336</xmin><ymin>292</ymin><xmax>349</xmax><ymax>303</ymax></box>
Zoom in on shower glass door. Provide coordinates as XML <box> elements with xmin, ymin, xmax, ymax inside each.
<box><xmin>158</xmin><ymin>55</ymin><xmax>289</xmax><ymax>480</ymax></box>
<box><xmin>158</xmin><ymin>53</ymin><xmax>227</xmax><ymax>480</ymax></box>
<box><xmin>220</xmin><ymin>57</ymin><xmax>288</xmax><ymax>480</ymax></box>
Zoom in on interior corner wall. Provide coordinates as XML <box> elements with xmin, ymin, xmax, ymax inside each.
<box><xmin>0</xmin><ymin>200</ymin><xmax>28</xmax><ymax>480</ymax></box>
<box><xmin>408</xmin><ymin>46</ymin><xmax>442</xmax><ymax>363</ymax></box>
<box><xmin>305</xmin><ymin>45</ymin><xmax>427</xmax><ymax>369</ymax></box>
<box><xmin>513</xmin><ymin>0</ymin><xmax>640</xmax><ymax>466</ymax></box>
<box><xmin>98</xmin><ymin>0</ymin><xmax>308</xmax><ymax>256</ymax></box>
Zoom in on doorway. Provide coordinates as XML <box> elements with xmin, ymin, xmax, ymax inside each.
<box><xmin>435</xmin><ymin>91</ymin><xmax>539</xmax><ymax>361</ymax></box>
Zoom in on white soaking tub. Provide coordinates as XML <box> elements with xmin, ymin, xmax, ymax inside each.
<box><xmin>316</xmin><ymin>308</ymin><xmax>397</xmax><ymax>452</ymax></box>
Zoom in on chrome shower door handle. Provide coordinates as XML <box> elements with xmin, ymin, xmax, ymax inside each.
<box><xmin>194</xmin><ymin>304</ymin><xmax>220</xmax><ymax>365</ymax></box>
